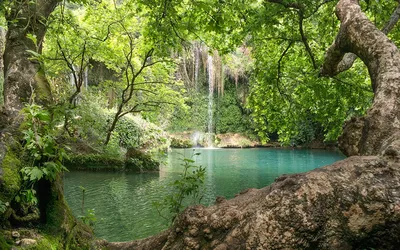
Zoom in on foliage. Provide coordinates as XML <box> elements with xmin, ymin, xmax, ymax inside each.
<box><xmin>0</xmin><ymin>233</ymin><xmax>10</xmax><ymax>250</ymax></box>
<box><xmin>116</xmin><ymin>115</ymin><xmax>168</xmax><ymax>153</ymax></box>
<box><xmin>20</xmin><ymin>103</ymin><xmax>68</xmax><ymax>183</ymax></box>
<box><xmin>0</xmin><ymin>200</ymin><xmax>9</xmax><ymax>214</ymax></box>
<box><xmin>170</xmin><ymin>137</ymin><xmax>193</xmax><ymax>148</ymax></box>
<box><xmin>167</xmin><ymin>91</ymin><xmax>209</xmax><ymax>132</ymax></box>
<box><xmin>65</xmin><ymin>154</ymin><xmax>125</xmax><ymax>170</ymax></box>
<box><xmin>154</xmin><ymin>151</ymin><xmax>205</xmax><ymax>222</ymax></box>
<box><xmin>125</xmin><ymin>148</ymin><xmax>160</xmax><ymax>172</ymax></box>
<box><xmin>43</xmin><ymin>0</ymin><xmax>185</xmax><ymax>146</ymax></box>
<box><xmin>17</xmin><ymin>103</ymin><xmax>68</xmax><ymax>205</ymax></box>
<box><xmin>243</xmin><ymin>1</ymin><xmax>377</xmax><ymax>144</ymax></box>
<box><xmin>78</xmin><ymin>209</ymin><xmax>97</xmax><ymax>227</ymax></box>
<box><xmin>216</xmin><ymin>87</ymin><xmax>252</xmax><ymax>134</ymax></box>
<box><xmin>65</xmin><ymin>91</ymin><xmax>169</xmax><ymax>156</ymax></box>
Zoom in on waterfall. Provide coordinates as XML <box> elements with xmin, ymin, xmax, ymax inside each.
<box><xmin>194</xmin><ymin>44</ymin><xmax>199</xmax><ymax>90</ymax></box>
<box><xmin>207</xmin><ymin>55</ymin><xmax>214</xmax><ymax>147</ymax></box>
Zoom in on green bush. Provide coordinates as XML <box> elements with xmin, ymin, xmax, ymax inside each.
<box><xmin>153</xmin><ymin>151</ymin><xmax>205</xmax><ymax>222</ymax></box>
<box><xmin>125</xmin><ymin>148</ymin><xmax>160</xmax><ymax>172</ymax></box>
<box><xmin>69</xmin><ymin>91</ymin><xmax>168</xmax><ymax>154</ymax></box>
<box><xmin>168</xmin><ymin>91</ymin><xmax>209</xmax><ymax>132</ymax></box>
<box><xmin>216</xmin><ymin>88</ymin><xmax>251</xmax><ymax>134</ymax></box>
<box><xmin>65</xmin><ymin>154</ymin><xmax>124</xmax><ymax>170</ymax></box>
<box><xmin>170</xmin><ymin>137</ymin><xmax>193</xmax><ymax>148</ymax></box>
<box><xmin>0</xmin><ymin>233</ymin><xmax>10</xmax><ymax>250</ymax></box>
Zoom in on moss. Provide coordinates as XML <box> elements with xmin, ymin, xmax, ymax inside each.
<box><xmin>65</xmin><ymin>151</ymin><xmax>159</xmax><ymax>172</ymax></box>
<box><xmin>65</xmin><ymin>222</ymin><xmax>93</xmax><ymax>250</ymax></box>
<box><xmin>0</xmin><ymin>232</ymin><xmax>11</xmax><ymax>250</ymax></box>
<box><xmin>170</xmin><ymin>137</ymin><xmax>193</xmax><ymax>148</ymax></box>
<box><xmin>0</xmin><ymin>229</ymin><xmax>93</xmax><ymax>250</ymax></box>
<box><xmin>125</xmin><ymin>149</ymin><xmax>160</xmax><ymax>172</ymax></box>
<box><xmin>33</xmin><ymin>235</ymin><xmax>63</xmax><ymax>250</ymax></box>
<box><xmin>65</xmin><ymin>154</ymin><xmax>125</xmax><ymax>171</ymax></box>
<box><xmin>0</xmin><ymin>150</ymin><xmax>22</xmax><ymax>202</ymax></box>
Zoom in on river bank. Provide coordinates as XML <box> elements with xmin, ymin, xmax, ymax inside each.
<box><xmin>169</xmin><ymin>132</ymin><xmax>337</xmax><ymax>150</ymax></box>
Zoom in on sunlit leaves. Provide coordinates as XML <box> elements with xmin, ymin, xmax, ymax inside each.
<box><xmin>20</xmin><ymin>103</ymin><xmax>69</xmax><ymax>183</ymax></box>
<box><xmin>246</xmin><ymin>0</ymin><xmax>375</xmax><ymax>143</ymax></box>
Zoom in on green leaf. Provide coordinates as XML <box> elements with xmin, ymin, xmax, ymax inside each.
<box><xmin>29</xmin><ymin>167</ymin><xmax>44</xmax><ymax>181</ymax></box>
<box><xmin>26</xmin><ymin>49</ymin><xmax>41</xmax><ymax>58</ymax></box>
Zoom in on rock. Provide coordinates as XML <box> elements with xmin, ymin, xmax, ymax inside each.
<box><xmin>215</xmin><ymin>196</ymin><xmax>226</xmax><ymax>204</ymax></box>
<box><xmin>20</xmin><ymin>238</ymin><xmax>37</xmax><ymax>247</ymax></box>
<box><xmin>11</xmin><ymin>231</ymin><xmax>20</xmax><ymax>238</ymax></box>
<box><xmin>216</xmin><ymin>133</ymin><xmax>257</xmax><ymax>148</ymax></box>
<box><xmin>125</xmin><ymin>148</ymin><xmax>160</xmax><ymax>172</ymax></box>
<box><xmin>189</xmin><ymin>227</ymin><xmax>198</xmax><ymax>237</ymax></box>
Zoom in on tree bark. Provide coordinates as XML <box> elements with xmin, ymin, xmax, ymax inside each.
<box><xmin>99</xmin><ymin>1</ymin><xmax>400</xmax><ymax>249</ymax></box>
<box><xmin>320</xmin><ymin>0</ymin><xmax>400</xmax><ymax>156</ymax></box>
<box><xmin>1</xmin><ymin>1</ymin><xmax>92</xmax><ymax>244</ymax></box>
<box><xmin>320</xmin><ymin>1</ymin><xmax>400</xmax><ymax>76</ymax></box>
<box><xmin>102</xmin><ymin>156</ymin><xmax>400</xmax><ymax>250</ymax></box>
<box><xmin>3</xmin><ymin>0</ymin><xmax>57</xmax><ymax>116</ymax></box>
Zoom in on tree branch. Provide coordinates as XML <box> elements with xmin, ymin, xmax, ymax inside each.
<box><xmin>298</xmin><ymin>10</ymin><xmax>317</xmax><ymax>69</ymax></box>
<box><xmin>320</xmin><ymin>1</ymin><xmax>400</xmax><ymax>76</ymax></box>
<box><xmin>276</xmin><ymin>41</ymin><xmax>293</xmax><ymax>101</ymax></box>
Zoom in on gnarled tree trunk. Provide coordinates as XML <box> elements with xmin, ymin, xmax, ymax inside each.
<box><xmin>101</xmin><ymin>0</ymin><xmax>400</xmax><ymax>249</ymax></box>
<box><xmin>0</xmin><ymin>0</ymin><xmax>92</xmax><ymax>244</ymax></box>
<box><xmin>320</xmin><ymin>0</ymin><xmax>400</xmax><ymax>157</ymax></box>
<box><xmin>3</xmin><ymin>0</ymin><xmax>56</xmax><ymax>117</ymax></box>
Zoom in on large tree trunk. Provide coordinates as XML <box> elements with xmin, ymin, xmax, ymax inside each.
<box><xmin>0</xmin><ymin>0</ymin><xmax>92</xmax><ymax>244</ymax></box>
<box><xmin>0</xmin><ymin>25</ymin><xmax>6</xmax><ymax>188</ymax></box>
<box><xmin>104</xmin><ymin>156</ymin><xmax>400</xmax><ymax>250</ymax></box>
<box><xmin>100</xmin><ymin>0</ymin><xmax>400</xmax><ymax>249</ymax></box>
<box><xmin>3</xmin><ymin>0</ymin><xmax>56</xmax><ymax>116</ymax></box>
<box><xmin>320</xmin><ymin>0</ymin><xmax>400</xmax><ymax>156</ymax></box>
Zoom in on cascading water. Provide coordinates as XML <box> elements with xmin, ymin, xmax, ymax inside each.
<box><xmin>194</xmin><ymin>44</ymin><xmax>199</xmax><ymax>89</ymax></box>
<box><xmin>207</xmin><ymin>55</ymin><xmax>214</xmax><ymax>147</ymax></box>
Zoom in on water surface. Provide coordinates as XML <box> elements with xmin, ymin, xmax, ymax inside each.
<box><xmin>64</xmin><ymin>148</ymin><xmax>344</xmax><ymax>241</ymax></box>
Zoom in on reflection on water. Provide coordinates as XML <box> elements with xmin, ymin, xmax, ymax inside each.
<box><xmin>64</xmin><ymin>148</ymin><xmax>345</xmax><ymax>242</ymax></box>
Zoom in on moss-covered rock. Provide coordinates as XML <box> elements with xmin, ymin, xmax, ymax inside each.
<box><xmin>216</xmin><ymin>133</ymin><xmax>258</xmax><ymax>148</ymax></box>
<box><xmin>125</xmin><ymin>148</ymin><xmax>160</xmax><ymax>172</ymax></box>
<box><xmin>64</xmin><ymin>154</ymin><xmax>125</xmax><ymax>171</ymax></box>
<box><xmin>170</xmin><ymin>137</ymin><xmax>193</xmax><ymax>148</ymax></box>
<box><xmin>0</xmin><ymin>150</ymin><xmax>22</xmax><ymax>203</ymax></box>
<box><xmin>65</xmin><ymin>150</ymin><xmax>160</xmax><ymax>172</ymax></box>
<box><xmin>0</xmin><ymin>232</ymin><xmax>11</xmax><ymax>250</ymax></box>
<box><xmin>0</xmin><ymin>227</ymin><xmax>93</xmax><ymax>250</ymax></box>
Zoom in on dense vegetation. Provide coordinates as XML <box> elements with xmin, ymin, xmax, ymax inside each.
<box><xmin>1</xmin><ymin>0</ymin><xmax>400</xmax><ymax>248</ymax></box>
<box><xmin>2</xmin><ymin>0</ymin><xmax>393</xmax><ymax>147</ymax></box>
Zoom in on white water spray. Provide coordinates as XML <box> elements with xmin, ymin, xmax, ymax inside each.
<box><xmin>194</xmin><ymin>45</ymin><xmax>199</xmax><ymax>89</ymax></box>
<box><xmin>207</xmin><ymin>55</ymin><xmax>214</xmax><ymax>147</ymax></box>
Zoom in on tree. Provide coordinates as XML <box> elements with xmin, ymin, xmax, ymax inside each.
<box><xmin>320</xmin><ymin>0</ymin><xmax>400</xmax><ymax>156</ymax></box>
<box><xmin>42</xmin><ymin>1</ymin><xmax>184</xmax><ymax>146</ymax></box>
<box><xmin>2</xmin><ymin>0</ymin><xmax>57</xmax><ymax>116</ymax></box>
<box><xmin>247</xmin><ymin>0</ymin><xmax>400</xmax><ymax>144</ymax></box>
<box><xmin>100</xmin><ymin>0</ymin><xmax>400</xmax><ymax>248</ymax></box>
<box><xmin>0</xmin><ymin>0</ymin><xmax>92</xmax><ymax>246</ymax></box>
